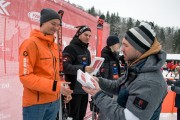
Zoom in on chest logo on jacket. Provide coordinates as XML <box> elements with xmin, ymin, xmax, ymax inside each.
<box><xmin>133</xmin><ymin>97</ymin><xmax>148</xmax><ymax>110</ymax></box>
<box><xmin>23</xmin><ymin>51</ymin><xmax>28</xmax><ymax>57</ymax></box>
<box><xmin>82</xmin><ymin>56</ymin><xmax>87</xmax><ymax>66</ymax></box>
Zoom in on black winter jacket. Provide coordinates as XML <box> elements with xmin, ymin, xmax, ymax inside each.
<box><xmin>63</xmin><ymin>37</ymin><xmax>91</xmax><ymax>94</ymax></box>
<box><xmin>99</xmin><ymin>46</ymin><xmax>121</xmax><ymax>80</ymax></box>
<box><xmin>171</xmin><ymin>80</ymin><xmax>180</xmax><ymax>108</ymax></box>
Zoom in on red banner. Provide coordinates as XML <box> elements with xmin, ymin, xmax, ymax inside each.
<box><xmin>0</xmin><ymin>0</ymin><xmax>110</xmax><ymax>119</ymax></box>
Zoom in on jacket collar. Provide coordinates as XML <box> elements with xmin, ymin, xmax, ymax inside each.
<box><xmin>70</xmin><ymin>36</ymin><xmax>89</xmax><ymax>48</ymax></box>
<box><xmin>30</xmin><ymin>29</ymin><xmax>55</xmax><ymax>44</ymax></box>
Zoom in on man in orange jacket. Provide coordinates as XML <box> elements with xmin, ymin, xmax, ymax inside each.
<box><xmin>19</xmin><ymin>8</ymin><xmax>73</xmax><ymax>120</ymax></box>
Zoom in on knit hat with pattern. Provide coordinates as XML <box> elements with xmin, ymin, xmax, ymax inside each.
<box><xmin>75</xmin><ymin>25</ymin><xmax>91</xmax><ymax>37</ymax></box>
<box><xmin>124</xmin><ymin>22</ymin><xmax>156</xmax><ymax>53</ymax></box>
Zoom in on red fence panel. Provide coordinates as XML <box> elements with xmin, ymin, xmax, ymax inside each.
<box><xmin>0</xmin><ymin>0</ymin><xmax>110</xmax><ymax>119</ymax></box>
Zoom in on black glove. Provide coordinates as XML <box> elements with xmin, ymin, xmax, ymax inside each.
<box><xmin>171</xmin><ymin>84</ymin><xmax>175</xmax><ymax>91</ymax></box>
<box><xmin>167</xmin><ymin>79</ymin><xmax>175</xmax><ymax>85</ymax></box>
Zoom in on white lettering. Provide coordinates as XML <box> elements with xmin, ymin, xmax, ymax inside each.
<box><xmin>0</xmin><ymin>83</ymin><xmax>9</xmax><ymax>89</ymax></box>
<box><xmin>47</xmin><ymin>0</ymin><xmax>61</xmax><ymax>3</ymax></box>
<box><xmin>28</xmin><ymin>12</ymin><xmax>40</xmax><ymax>23</ymax></box>
<box><xmin>62</xmin><ymin>22</ymin><xmax>76</xmax><ymax>30</ymax></box>
<box><xmin>27</xmin><ymin>11</ymin><xmax>76</xmax><ymax>31</ymax></box>
<box><xmin>23</xmin><ymin>58</ymin><xmax>28</xmax><ymax>75</ymax></box>
<box><xmin>1</xmin><ymin>47</ymin><xmax>10</xmax><ymax>51</ymax></box>
<box><xmin>23</xmin><ymin>58</ymin><xmax>27</xmax><ymax>67</ymax></box>
<box><xmin>0</xmin><ymin>113</ymin><xmax>11</xmax><ymax>119</ymax></box>
<box><xmin>0</xmin><ymin>0</ymin><xmax>11</xmax><ymax>16</ymax></box>
<box><xmin>0</xmin><ymin>42</ymin><xmax>4</xmax><ymax>47</ymax></box>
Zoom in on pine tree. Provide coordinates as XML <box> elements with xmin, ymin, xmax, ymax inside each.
<box><xmin>83</xmin><ymin>5</ymin><xmax>180</xmax><ymax>53</ymax></box>
<box><xmin>126</xmin><ymin>18</ymin><xmax>134</xmax><ymax>29</ymax></box>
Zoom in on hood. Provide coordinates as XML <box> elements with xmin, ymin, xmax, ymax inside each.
<box><xmin>101</xmin><ymin>46</ymin><xmax>119</xmax><ymax>60</ymax></box>
<box><xmin>129</xmin><ymin>38</ymin><xmax>167</xmax><ymax>73</ymax></box>
<box><xmin>30</xmin><ymin>29</ymin><xmax>55</xmax><ymax>44</ymax></box>
<box><xmin>130</xmin><ymin>50</ymin><xmax>166</xmax><ymax>73</ymax></box>
<box><xmin>70</xmin><ymin>36</ymin><xmax>89</xmax><ymax>48</ymax></box>
<box><xmin>101</xmin><ymin>46</ymin><xmax>111</xmax><ymax>55</ymax></box>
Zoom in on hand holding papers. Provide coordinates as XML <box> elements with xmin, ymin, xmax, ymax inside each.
<box><xmin>77</xmin><ymin>69</ymin><xmax>95</xmax><ymax>89</ymax></box>
<box><xmin>90</xmin><ymin>57</ymin><xmax>104</xmax><ymax>75</ymax></box>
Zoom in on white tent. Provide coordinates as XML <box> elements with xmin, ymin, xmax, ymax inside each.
<box><xmin>166</xmin><ymin>54</ymin><xmax>180</xmax><ymax>60</ymax></box>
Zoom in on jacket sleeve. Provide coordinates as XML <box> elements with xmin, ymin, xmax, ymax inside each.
<box><xmin>94</xmin><ymin>79</ymin><xmax>166</xmax><ymax>120</ymax></box>
<box><xmin>19</xmin><ymin>40</ymin><xmax>61</xmax><ymax>94</ymax></box>
<box><xmin>173</xmin><ymin>86</ymin><xmax>180</xmax><ymax>94</ymax></box>
<box><xmin>93</xmin><ymin>91</ymin><xmax>127</xmax><ymax>120</ymax></box>
<box><xmin>63</xmin><ymin>46</ymin><xmax>84</xmax><ymax>75</ymax></box>
<box><xmin>98</xmin><ymin>76</ymin><xmax>124</xmax><ymax>95</ymax></box>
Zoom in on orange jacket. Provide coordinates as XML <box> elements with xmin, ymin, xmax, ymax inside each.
<box><xmin>19</xmin><ymin>29</ymin><xmax>62</xmax><ymax>107</ymax></box>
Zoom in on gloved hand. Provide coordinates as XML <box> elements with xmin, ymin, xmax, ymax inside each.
<box><xmin>166</xmin><ymin>79</ymin><xmax>175</xmax><ymax>85</ymax></box>
<box><xmin>171</xmin><ymin>84</ymin><xmax>175</xmax><ymax>91</ymax></box>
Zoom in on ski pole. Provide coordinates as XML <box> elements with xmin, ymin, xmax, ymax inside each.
<box><xmin>57</xmin><ymin>9</ymin><xmax>64</xmax><ymax>120</ymax></box>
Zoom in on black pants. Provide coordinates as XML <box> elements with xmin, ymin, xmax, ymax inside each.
<box><xmin>178</xmin><ymin>108</ymin><xmax>180</xmax><ymax>120</ymax></box>
<box><xmin>67</xmin><ymin>94</ymin><xmax>88</xmax><ymax>120</ymax></box>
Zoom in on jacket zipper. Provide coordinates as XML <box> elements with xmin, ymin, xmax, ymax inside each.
<box><xmin>48</xmin><ymin>44</ymin><xmax>57</xmax><ymax>80</ymax></box>
<box><xmin>48</xmin><ymin>44</ymin><xmax>59</xmax><ymax>98</ymax></box>
<box><xmin>37</xmin><ymin>92</ymin><xmax>39</xmax><ymax>102</ymax></box>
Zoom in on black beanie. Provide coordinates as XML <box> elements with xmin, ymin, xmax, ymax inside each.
<box><xmin>40</xmin><ymin>8</ymin><xmax>61</xmax><ymax>26</ymax></box>
<box><xmin>106</xmin><ymin>36</ymin><xmax>120</xmax><ymax>46</ymax></box>
<box><xmin>124</xmin><ymin>22</ymin><xmax>156</xmax><ymax>53</ymax></box>
<box><xmin>75</xmin><ymin>25</ymin><xmax>91</xmax><ymax>37</ymax></box>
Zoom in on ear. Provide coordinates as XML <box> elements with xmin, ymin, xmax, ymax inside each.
<box><xmin>136</xmin><ymin>50</ymin><xmax>142</xmax><ymax>57</ymax></box>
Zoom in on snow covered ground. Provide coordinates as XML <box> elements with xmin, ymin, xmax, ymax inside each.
<box><xmin>84</xmin><ymin>113</ymin><xmax>177</xmax><ymax>120</ymax></box>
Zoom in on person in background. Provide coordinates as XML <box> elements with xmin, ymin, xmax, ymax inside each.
<box><xmin>97</xmin><ymin>35</ymin><xmax>122</xmax><ymax>120</ymax></box>
<box><xmin>62</xmin><ymin>25</ymin><xmax>94</xmax><ymax>120</ymax></box>
<box><xmin>175</xmin><ymin>66</ymin><xmax>180</xmax><ymax>78</ymax></box>
<box><xmin>19</xmin><ymin>8</ymin><xmax>73</xmax><ymax>120</ymax></box>
<box><xmin>162</xmin><ymin>62</ymin><xmax>168</xmax><ymax>70</ymax></box>
<box><xmin>167</xmin><ymin>67</ymin><xmax>180</xmax><ymax>120</ymax></box>
<box><xmin>82</xmin><ymin>22</ymin><xmax>167</xmax><ymax>120</ymax></box>
<box><xmin>100</xmin><ymin>35</ymin><xmax>121</xmax><ymax>80</ymax></box>
<box><xmin>167</xmin><ymin>61</ymin><xmax>174</xmax><ymax>73</ymax></box>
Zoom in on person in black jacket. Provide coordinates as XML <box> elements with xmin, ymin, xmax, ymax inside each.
<box><xmin>100</xmin><ymin>35</ymin><xmax>121</xmax><ymax>80</ymax></box>
<box><xmin>62</xmin><ymin>25</ymin><xmax>94</xmax><ymax>120</ymax></box>
<box><xmin>97</xmin><ymin>35</ymin><xmax>122</xmax><ymax>120</ymax></box>
<box><xmin>167</xmin><ymin>66</ymin><xmax>180</xmax><ymax>120</ymax></box>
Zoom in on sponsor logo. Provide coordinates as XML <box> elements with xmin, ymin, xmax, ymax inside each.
<box><xmin>62</xmin><ymin>22</ymin><xmax>76</xmax><ymax>30</ymax></box>
<box><xmin>28</xmin><ymin>11</ymin><xmax>40</xmax><ymax>23</ymax></box>
<box><xmin>0</xmin><ymin>0</ymin><xmax>10</xmax><ymax>16</ymax></box>
<box><xmin>0</xmin><ymin>113</ymin><xmax>11</xmax><ymax>119</ymax></box>
<box><xmin>0</xmin><ymin>42</ymin><xmax>4</xmax><ymax>47</ymax></box>
<box><xmin>48</xmin><ymin>0</ymin><xmax>61</xmax><ymax>3</ymax></box>
<box><xmin>0</xmin><ymin>83</ymin><xmax>9</xmax><ymax>89</ymax></box>
<box><xmin>23</xmin><ymin>51</ymin><xmax>28</xmax><ymax>56</ymax></box>
<box><xmin>1</xmin><ymin>47</ymin><xmax>10</xmax><ymax>51</ymax></box>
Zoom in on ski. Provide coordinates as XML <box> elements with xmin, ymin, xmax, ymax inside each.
<box><xmin>96</xmin><ymin>15</ymin><xmax>105</xmax><ymax>57</ymax></box>
<box><xmin>57</xmin><ymin>9</ymin><xmax>64</xmax><ymax>120</ymax></box>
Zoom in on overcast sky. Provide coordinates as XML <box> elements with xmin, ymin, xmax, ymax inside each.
<box><xmin>66</xmin><ymin>0</ymin><xmax>180</xmax><ymax>28</ymax></box>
